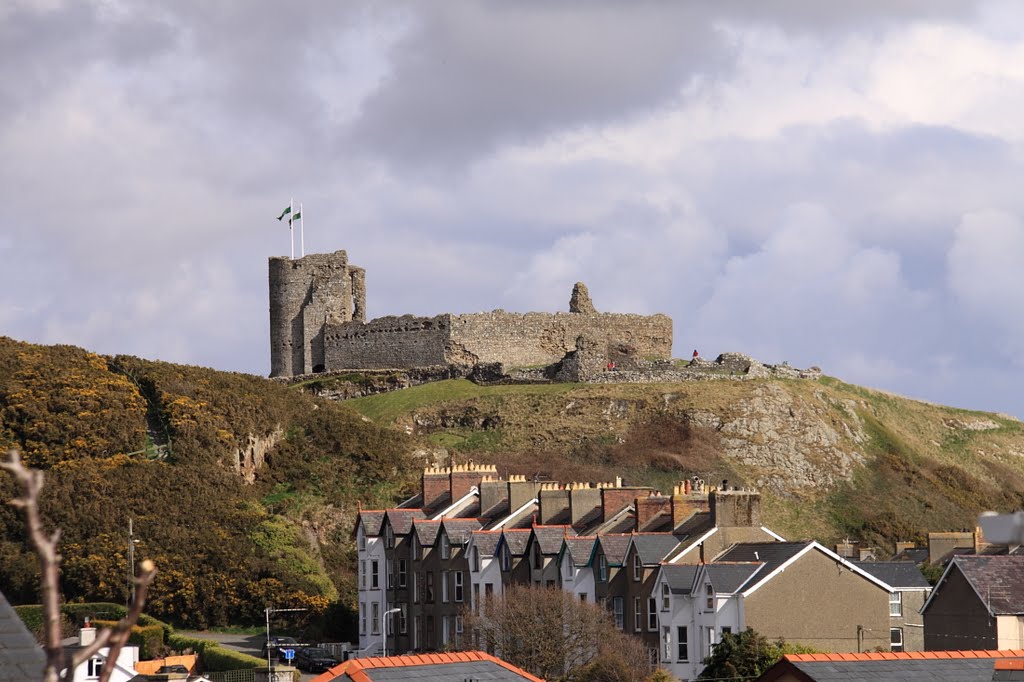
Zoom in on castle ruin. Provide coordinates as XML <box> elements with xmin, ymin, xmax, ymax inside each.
<box><xmin>268</xmin><ymin>250</ymin><xmax>673</xmax><ymax>378</ymax></box>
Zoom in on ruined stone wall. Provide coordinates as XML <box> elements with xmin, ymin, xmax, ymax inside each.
<box><xmin>448</xmin><ymin>311</ymin><xmax>673</xmax><ymax>368</ymax></box>
<box><xmin>323</xmin><ymin>314</ymin><xmax>451</xmax><ymax>369</ymax></box>
<box><xmin>269</xmin><ymin>250</ymin><xmax>354</xmax><ymax>378</ymax></box>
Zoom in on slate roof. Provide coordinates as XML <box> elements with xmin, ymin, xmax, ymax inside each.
<box><xmin>704</xmin><ymin>562</ymin><xmax>762</xmax><ymax>594</ymax></box>
<box><xmin>470</xmin><ymin>530</ymin><xmax>503</xmax><ymax>557</ymax></box>
<box><xmin>564</xmin><ymin>536</ymin><xmax>597</xmax><ymax>567</ymax></box>
<box><xmin>662</xmin><ymin>564</ymin><xmax>700</xmax><ymax>594</ymax></box>
<box><xmin>631</xmin><ymin>534</ymin><xmax>684</xmax><ymax>565</ymax></box>
<box><xmin>759</xmin><ymin>650</ymin><xmax>1024</xmax><ymax>682</ymax></box>
<box><xmin>501</xmin><ymin>529</ymin><xmax>532</xmax><ymax>556</ymax></box>
<box><xmin>892</xmin><ymin>546</ymin><xmax>929</xmax><ymax>565</ymax></box>
<box><xmin>386</xmin><ymin>509</ymin><xmax>427</xmax><ymax>535</ymax></box>
<box><xmin>532</xmin><ymin>525</ymin><xmax>573</xmax><ymax>555</ymax></box>
<box><xmin>412</xmin><ymin>519</ymin><xmax>441</xmax><ymax>546</ymax></box>
<box><xmin>597</xmin><ymin>534</ymin><xmax>633</xmax><ymax>566</ymax></box>
<box><xmin>950</xmin><ymin>555</ymin><xmax>1024</xmax><ymax>615</ymax></box>
<box><xmin>311</xmin><ymin>650</ymin><xmax>543</xmax><ymax>682</ymax></box>
<box><xmin>0</xmin><ymin>590</ymin><xmax>45</xmax><ymax>682</ymax></box>
<box><xmin>441</xmin><ymin>518</ymin><xmax>483</xmax><ymax>544</ymax></box>
<box><xmin>357</xmin><ymin>510</ymin><xmax>385</xmax><ymax>537</ymax></box>
<box><xmin>715</xmin><ymin>541</ymin><xmax>811</xmax><ymax>592</ymax></box>
<box><xmin>853</xmin><ymin>561</ymin><xmax>931</xmax><ymax>589</ymax></box>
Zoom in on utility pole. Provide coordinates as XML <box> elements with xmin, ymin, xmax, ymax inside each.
<box><xmin>127</xmin><ymin>518</ymin><xmax>137</xmax><ymax>607</ymax></box>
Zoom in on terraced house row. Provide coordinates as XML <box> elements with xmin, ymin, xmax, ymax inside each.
<box><xmin>354</xmin><ymin>465</ymin><xmax>929</xmax><ymax>679</ymax></box>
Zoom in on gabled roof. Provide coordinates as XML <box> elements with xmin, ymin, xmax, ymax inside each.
<box><xmin>531</xmin><ymin>525</ymin><xmax>574</xmax><ymax>555</ymax></box>
<box><xmin>0</xmin><ymin>591</ymin><xmax>45</xmax><ymax>682</ymax></box>
<box><xmin>629</xmin><ymin>534</ymin><xmax>685</xmax><ymax>565</ymax></box>
<box><xmin>311</xmin><ymin>650</ymin><xmax>543</xmax><ymax>682</ymax></box>
<box><xmin>356</xmin><ymin>510</ymin><xmax>385</xmax><ymax>537</ymax></box>
<box><xmin>470</xmin><ymin>530</ymin><xmax>503</xmax><ymax>557</ymax></box>
<box><xmin>759</xmin><ymin>650</ymin><xmax>1024</xmax><ymax>682</ymax></box>
<box><xmin>562</xmin><ymin>536</ymin><xmax>598</xmax><ymax>568</ymax></box>
<box><xmin>596</xmin><ymin>534</ymin><xmax>632</xmax><ymax>566</ymax></box>
<box><xmin>500</xmin><ymin>529</ymin><xmax>532</xmax><ymax>557</ymax></box>
<box><xmin>668</xmin><ymin>527</ymin><xmax>718</xmax><ymax>563</ymax></box>
<box><xmin>412</xmin><ymin>519</ymin><xmax>441</xmax><ymax>546</ymax></box>
<box><xmin>703</xmin><ymin>562</ymin><xmax>763</xmax><ymax>594</ymax></box>
<box><xmin>441</xmin><ymin>518</ymin><xmax>484</xmax><ymax>544</ymax></box>
<box><xmin>925</xmin><ymin>555</ymin><xmax>1024</xmax><ymax>616</ymax></box>
<box><xmin>385</xmin><ymin>509</ymin><xmax>427</xmax><ymax>535</ymax></box>
<box><xmin>853</xmin><ymin>561</ymin><xmax>931</xmax><ymax>590</ymax></box>
<box><xmin>661</xmin><ymin>564</ymin><xmax>701</xmax><ymax>595</ymax></box>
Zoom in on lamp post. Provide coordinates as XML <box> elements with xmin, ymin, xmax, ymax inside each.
<box><xmin>264</xmin><ymin>607</ymin><xmax>307</xmax><ymax>677</ymax></box>
<box><xmin>382</xmin><ymin>608</ymin><xmax>401</xmax><ymax>658</ymax></box>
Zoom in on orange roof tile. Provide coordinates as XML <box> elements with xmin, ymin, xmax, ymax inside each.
<box><xmin>786</xmin><ymin>650</ymin><xmax>1024</xmax><ymax>663</ymax></box>
<box><xmin>310</xmin><ymin>650</ymin><xmax>543</xmax><ymax>682</ymax></box>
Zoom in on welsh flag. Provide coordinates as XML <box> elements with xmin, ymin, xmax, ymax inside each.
<box><xmin>289</xmin><ymin>211</ymin><xmax>301</xmax><ymax>225</ymax></box>
<box><xmin>276</xmin><ymin>206</ymin><xmax>291</xmax><ymax>221</ymax></box>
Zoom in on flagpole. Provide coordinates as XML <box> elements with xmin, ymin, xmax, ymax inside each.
<box><xmin>290</xmin><ymin>197</ymin><xmax>295</xmax><ymax>260</ymax></box>
<box><xmin>300</xmin><ymin>203</ymin><xmax>305</xmax><ymax>257</ymax></box>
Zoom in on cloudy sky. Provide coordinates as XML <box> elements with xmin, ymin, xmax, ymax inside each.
<box><xmin>3</xmin><ymin>0</ymin><xmax>1024</xmax><ymax>417</ymax></box>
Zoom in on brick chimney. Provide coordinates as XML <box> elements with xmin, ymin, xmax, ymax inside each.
<box><xmin>569</xmin><ymin>483</ymin><xmax>602</xmax><ymax>529</ymax></box>
<box><xmin>422</xmin><ymin>467</ymin><xmax>451</xmax><ymax>513</ymax></box>
<box><xmin>539</xmin><ymin>483</ymin><xmax>570</xmax><ymax>525</ymax></box>
<box><xmin>450</xmin><ymin>463</ymin><xmax>496</xmax><ymax>502</ymax></box>
<box><xmin>635</xmin><ymin>493</ymin><xmax>672</xmax><ymax>530</ymax></box>
<box><xmin>709</xmin><ymin>488</ymin><xmax>761</xmax><ymax>528</ymax></box>
<box><xmin>894</xmin><ymin>541</ymin><xmax>916</xmax><ymax>555</ymax></box>
<box><xmin>508</xmin><ymin>475</ymin><xmax>541</xmax><ymax>513</ymax></box>
<box><xmin>599</xmin><ymin>481</ymin><xmax>654</xmax><ymax>522</ymax></box>
<box><xmin>671</xmin><ymin>481</ymin><xmax>709</xmax><ymax>529</ymax></box>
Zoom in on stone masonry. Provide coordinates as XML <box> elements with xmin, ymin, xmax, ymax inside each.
<box><xmin>269</xmin><ymin>250</ymin><xmax>673</xmax><ymax>376</ymax></box>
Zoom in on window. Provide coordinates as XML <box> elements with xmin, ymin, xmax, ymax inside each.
<box><xmin>579</xmin><ymin>593</ymin><xmax>587</xmax><ymax>602</ymax></box>
<box><xmin>455</xmin><ymin>571</ymin><xmax>464</xmax><ymax>602</ymax></box>
<box><xmin>413</xmin><ymin>536</ymin><xmax>421</xmax><ymax>560</ymax></box>
<box><xmin>612</xmin><ymin>597</ymin><xmax>624</xmax><ymax>630</ymax></box>
<box><xmin>86</xmin><ymin>658</ymin><xmax>103</xmax><ymax>679</ymax></box>
<box><xmin>442</xmin><ymin>616</ymin><xmax>451</xmax><ymax>645</ymax></box>
<box><xmin>360</xmin><ymin>602</ymin><xmax>367</xmax><ymax>635</ymax></box>
<box><xmin>359</xmin><ymin>530</ymin><xmax>366</xmax><ymax>552</ymax></box>
<box><xmin>371</xmin><ymin>561</ymin><xmax>379</xmax><ymax>589</ymax></box>
<box><xmin>889</xmin><ymin>591</ymin><xmax>902</xmax><ymax>617</ymax></box>
<box><xmin>533</xmin><ymin>543</ymin><xmax>542</xmax><ymax>570</ymax></box>
<box><xmin>385</xmin><ymin>524</ymin><xmax>395</xmax><ymax>549</ymax></box>
<box><xmin>634</xmin><ymin>597</ymin><xmax>643</xmax><ymax>631</ymax></box>
<box><xmin>414</xmin><ymin>572</ymin><xmax>422</xmax><ymax>603</ymax></box>
<box><xmin>633</xmin><ymin>553</ymin><xmax>642</xmax><ymax>581</ymax></box>
<box><xmin>413</xmin><ymin>616</ymin><xmax>421</xmax><ymax>650</ymax></box>
<box><xmin>706</xmin><ymin>626</ymin><xmax>716</xmax><ymax>655</ymax></box>
<box><xmin>400</xmin><ymin>604</ymin><xmax>408</xmax><ymax>634</ymax></box>
<box><xmin>598</xmin><ymin>554</ymin><xmax>608</xmax><ymax>582</ymax></box>
<box><xmin>662</xmin><ymin>626</ymin><xmax>671</xmax><ymax>661</ymax></box>
<box><xmin>360</xmin><ymin>560</ymin><xmax>366</xmax><ymax>589</ymax></box>
<box><xmin>501</xmin><ymin>545</ymin><xmax>511</xmax><ymax>572</ymax></box>
<box><xmin>677</xmin><ymin>626</ymin><xmax>688</xmax><ymax>661</ymax></box>
<box><xmin>472</xmin><ymin>547</ymin><xmax>480</xmax><ymax>572</ymax></box>
<box><xmin>473</xmin><ymin>583</ymin><xmax>480</xmax><ymax>612</ymax></box>
<box><xmin>648</xmin><ymin>597</ymin><xmax>658</xmax><ymax>630</ymax></box>
<box><xmin>661</xmin><ymin>582</ymin><xmax>670</xmax><ymax>610</ymax></box>
<box><xmin>721</xmin><ymin>626</ymin><xmax>732</xmax><ymax>637</ymax></box>
<box><xmin>426</xmin><ymin>572</ymin><xmax>435</xmax><ymax>602</ymax></box>
<box><xmin>890</xmin><ymin>627</ymin><xmax>904</xmax><ymax>652</ymax></box>
<box><xmin>441</xmin><ymin>532</ymin><xmax>451</xmax><ymax>559</ymax></box>
<box><xmin>441</xmin><ymin>570</ymin><xmax>450</xmax><ymax>603</ymax></box>
<box><xmin>371</xmin><ymin>602</ymin><xmax>380</xmax><ymax>635</ymax></box>
<box><xmin>546</xmin><ymin>579</ymin><xmax>555</xmax><ymax>588</ymax></box>
<box><xmin>387</xmin><ymin>559</ymin><xmax>394</xmax><ymax>589</ymax></box>
<box><xmin>456</xmin><ymin>615</ymin><xmax>464</xmax><ymax>634</ymax></box>
<box><xmin>705</xmin><ymin>583</ymin><xmax>714</xmax><ymax>610</ymax></box>
<box><xmin>485</xmin><ymin>582</ymin><xmax>494</xmax><ymax>598</ymax></box>
<box><xmin>398</xmin><ymin>560</ymin><xmax>407</xmax><ymax>588</ymax></box>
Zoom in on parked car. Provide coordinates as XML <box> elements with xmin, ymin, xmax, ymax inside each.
<box><xmin>261</xmin><ymin>635</ymin><xmax>301</xmax><ymax>661</ymax></box>
<box><xmin>155</xmin><ymin>664</ymin><xmax>189</xmax><ymax>674</ymax></box>
<box><xmin>292</xmin><ymin>646</ymin><xmax>341</xmax><ymax>673</ymax></box>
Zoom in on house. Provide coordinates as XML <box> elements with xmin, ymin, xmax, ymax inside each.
<box><xmin>853</xmin><ymin>561</ymin><xmax>931</xmax><ymax>652</ymax></box>
<box><xmin>67</xmin><ymin>626</ymin><xmax>141</xmax><ymax>682</ymax></box>
<box><xmin>0</xmin><ymin>590</ymin><xmax>45</xmax><ymax>682</ymax></box>
<box><xmin>309</xmin><ymin>650</ymin><xmax>543</xmax><ymax>682</ymax></box>
<box><xmin>556</xmin><ymin>535</ymin><xmax>597</xmax><ymax>602</ymax></box>
<box><xmin>622</xmin><ymin>533</ymin><xmax>686</xmax><ymax>653</ymax></box>
<box><xmin>654</xmin><ymin>541</ymin><xmax>898</xmax><ymax>680</ymax></box>
<box><xmin>922</xmin><ymin>555</ymin><xmax>1024</xmax><ymax>650</ymax></box>
<box><xmin>757</xmin><ymin>650</ymin><xmax>1024</xmax><ymax>682</ymax></box>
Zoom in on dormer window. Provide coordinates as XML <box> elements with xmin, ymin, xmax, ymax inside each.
<box><xmin>533</xmin><ymin>543</ymin><xmax>542</xmax><ymax>570</ymax></box>
<box><xmin>501</xmin><ymin>545</ymin><xmax>511</xmax><ymax>572</ymax></box>
<box><xmin>413</xmin><ymin>535</ymin><xmax>421</xmax><ymax>560</ymax></box>
<box><xmin>471</xmin><ymin>546</ymin><xmax>480</xmax><ymax>572</ymax></box>
<box><xmin>598</xmin><ymin>554</ymin><xmax>608</xmax><ymax>582</ymax></box>
<box><xmin>633</xmin><ymin>553</ymin><xmax>642</xmax><ymax>581</ymax></box>
<box><xmin>385</xmin><ymin>524</ymin><xmax>395</xmax><ymax>549</ymax></box>
<box><xmin>705</xmin><ymin>583</ymin><xmax>714</xmax><ymax>610</ymax></box>
<box><xmin>358</xmin><ymin>528</ymin><xmax>366</xmax><ymax>552</ymax></box>
<box><xmin>440</xmin><ymin>532</ymin><xmax>451</xmax><ymax>559</ymax></box>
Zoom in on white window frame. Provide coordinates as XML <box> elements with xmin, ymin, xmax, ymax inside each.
<box><xmin>891</xmin><ymin>627</ymin><xmax>904</xmax><ymax>652</ymax></box>
<box><xmin>399</xmin><ymin>559</ymin><xmax>407</xmax><ymax>588</ymax></box>
<box><xmin>360</xmin><ymin>560</ymin><xmax>366</xmax><ymax>589</ymax></box>
<box><xmin>598</xmin><ymin>554</ymin><xmax>608</xmax><ymax>582</ymax></box>
<box><xmin>387</xmin><ymin>558</ymin><xmax>394</xmax><ymax>589</ymax></box>
<box><xmin>648</xmin><ymin>597</ymin><xmax>658</xmax><ymax>630</ymax></box>
<box><xmin>86</xmin><ymin>658</ymin><xmax>103</xmax><ymax>679</ymax></box>
<box><xmin>889</xmin><ymin>591</ymin><xmax>902</xmax><ymax>617</ymax></box>
<box><xmin>455</xmin><ymin>571</ymin><xmax>464</xmax><ymax>602</ymax></box>
<box><xmin>441</xmin><ymin>570</ymin><xmax>449</xmax><ymax>603</ymax></box>
<box><xmin>677</xmin><ymin>626</ymin><xmax>688</xmax><ymax>662</ymax></box>
<box><xmin>661</xmin><ymin>582</ymin><xmax>670</xmax><ymax>611</ymax></box>
<box><xmin>633</xmin><ymin>553</ymin><xmax>642</xmax><ymax>581</ymax></box>
<box><xmin>612</xmin><ymin>596</ymin><xmax>624</xmax><ymax>630</ymax></box>
<box><xmin>472</xmin><ymin>546</ymin><xmax>480</xmax><ymax>572</ymax></box>
<box><xmin>360</xmin><ymin>602</ymin><xmax>367</xmax><ymax>635</ymax></box>
<box><xmin>371</xmin><ymin>602</ymin><xmax>380</xmax><ymax>635</ymax></box>
<box><xmin>501</xmin><ymin>545</ymin><xmax>511</xmax><ymax>572</ymax></box>
<box><xmin>371</xmin><ymin>560</ymin><xmax>379</xmax><ymax>589</ymax></box>
<box><xmin>634</xmin><ymin>597</ymin><xmax>643</xmax><ymax>631</ymax></box>
<box><xmin>705</xmin><ymin>583</ymin><xmax>714</xmax><ymax>610</ymax></box>
<box><xmin>358</xmin><ymin>530</ymin><xmax>366</xmax><ymax>552</ymax></box>
<box><xmin>662</xmin><ymin>626</ymin><xmax>671</xmax><ymax>661</ymax></box>
<box><xmin>441</xmin><ymin>532</ymin><xmax>451</xmax><ymax>559</ymax></box>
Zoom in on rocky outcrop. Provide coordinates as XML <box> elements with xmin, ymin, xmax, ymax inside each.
<box><xmin>233</xmin><ymin>426</ymin><xmax>284</xmax><ymax>484</ymax></box>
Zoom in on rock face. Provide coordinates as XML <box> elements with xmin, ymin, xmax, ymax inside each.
<box><xmin>569</xmin><ymin>282</ymin><xmax>596</xmax><ymax>314</ymax></box>
<box><xmin>233</xmin><ymin>426</ymin><xmax>284</xmax><ymax>484</ymax></box>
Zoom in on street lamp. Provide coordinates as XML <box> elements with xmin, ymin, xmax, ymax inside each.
<box><xmin>382</xmin><ymin>608</ymin><xmax>401</xmax><ymax>658</ymax></box>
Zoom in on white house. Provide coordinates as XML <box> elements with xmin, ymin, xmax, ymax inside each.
<box><xmin>557</xmin><ymin>536</ymin><xmax>597</xmax><ymax>602</ymax></box>
<box><xmin>68</xmin><ymin>628</ymin><xmax>140</xmax><ymax>682</ymax></box>
<box><xmin>467</xmin><ymin>530</ymin><xmax>504</xmax><ymax>612</ymax></box>
<box><xmin>355</xmin><ymin>510</ymin><xmax>388</xmax><ymax>656</ymax></box>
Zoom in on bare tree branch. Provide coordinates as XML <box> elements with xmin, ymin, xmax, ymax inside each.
<box><xmin>2</xmin><ymin>449</ymin><xmax>158</xmax><ymax>682</ymax></box>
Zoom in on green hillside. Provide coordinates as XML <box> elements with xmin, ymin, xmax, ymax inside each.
<box><xmin>0</xmin><ymin>337</ymin><xmax>417</xmax><ymax>633</ymax></box>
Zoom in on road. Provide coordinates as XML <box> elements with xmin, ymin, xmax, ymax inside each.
<box><xmin>177</xmin><ymin>631</ymin><xmax>320</xmax><ymax>681</ymax></box>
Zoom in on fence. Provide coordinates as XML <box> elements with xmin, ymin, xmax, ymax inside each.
<box><xmin>205</xmin><ymin>669</ymin><xmax>298</xmax><ymax>682</ymax></box>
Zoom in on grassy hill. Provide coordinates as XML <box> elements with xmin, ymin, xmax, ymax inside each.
<box><xmin>0</xmin><ymin>337</ymin><xmax>418</xmax><ymax>634</ymax></box>
<box><xmin>343</xmin><ymin>376</ymin><xmax>1024</xmax><ymax>548</ymax></box>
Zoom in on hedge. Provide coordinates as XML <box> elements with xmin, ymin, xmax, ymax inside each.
<box><xmin>92</xmin><ymin>620</ymin><xmax>166</xmax><ymax>660</ymax></box>
<box><xmin>166</xmin><ymin>633</ymin><xmax>265</xmax><ymax>672</ymax></box>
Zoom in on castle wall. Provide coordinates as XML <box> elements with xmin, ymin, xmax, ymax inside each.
<box><xmin>268</xmin><ymin>251</ymin><xmax>353</xmax><ymax>377</ymax></box>
<box><xmin>324</xmin><ymin>315</ymin><xmax>451</xmax><ymax>369</ymax></box>
<box><xmin>447</xmin><ymin>311</ymin><xmax>673</xmax><ymax>368</ymax></box>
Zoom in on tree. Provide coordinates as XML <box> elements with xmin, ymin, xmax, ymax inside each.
<box><xmin>2</xmin><ymin>449</ymin><xmax>157</xmax><ymax>682</ymax></box>
<box><xmin>463</xmin><ymin>584</ymin><xmax>653</xmax><ymax>682</ymax></box>
<box><xmin>698</xmin><ymin>628</ymin><xmax>816</xmax><ymax>680</ymax></box>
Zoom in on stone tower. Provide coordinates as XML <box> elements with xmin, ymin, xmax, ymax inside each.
<box><xmin>268</xmin><ymin>250</ymin><xmax>366</xmax><ymax>377</ymax></box>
